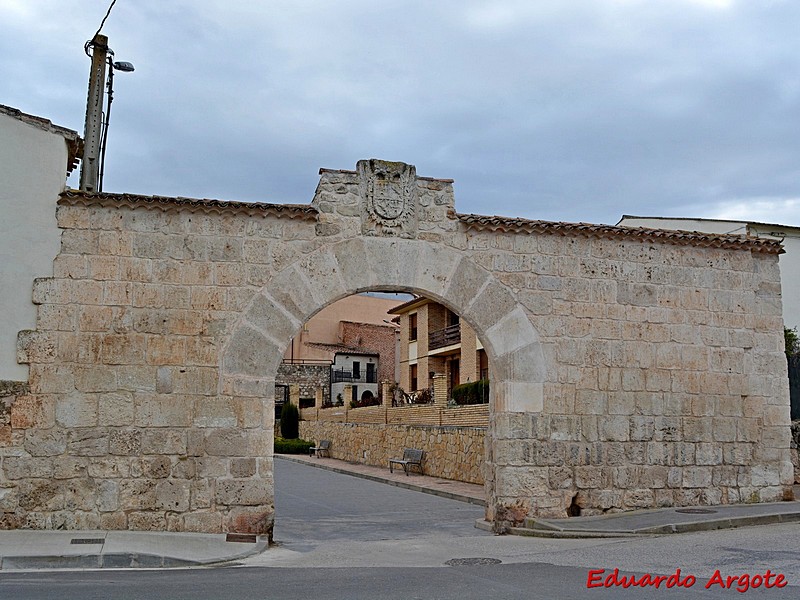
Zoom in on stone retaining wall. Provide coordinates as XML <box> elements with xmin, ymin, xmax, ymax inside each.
<box><xmin>299</xmin><ymin>421</ymin><xmax>485</xmax><ymax>485</ymax></box>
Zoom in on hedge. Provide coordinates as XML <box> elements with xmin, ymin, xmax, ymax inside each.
<box><xmin>451</xmin><ymin>379</ymin><xmax>489</xmax><ymax>405</ymax></box>
<box><xmin>274</xmin><ymin>437</ymin><xmax>315</xmax><ymax>454</ymax></box>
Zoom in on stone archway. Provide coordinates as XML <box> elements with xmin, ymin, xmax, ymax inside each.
<box><xmin>4</xmin><ymin>158</ymin><xmax>792</xmax><ymax>536</ymax></box>
<box><xmin>220</xmin><ymin>237</ymin><xmax>548</xmax><ymax>530</ymax></box>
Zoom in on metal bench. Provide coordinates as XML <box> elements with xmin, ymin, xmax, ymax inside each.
<box><xmin>389</xmin><ymin>448</ymin><xmax>424</xmax><ymax>475</ymax></box>
<box><xmin>309</xmin><ymin>440</ymin><xmax>331</xmax><ymax>458</ymax></box>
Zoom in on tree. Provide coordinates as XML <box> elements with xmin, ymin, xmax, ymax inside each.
<box><xmin>280</xmin><ymin>402</ymin><xmax>300</xmax><ymax>439</ymax></box>
<box><xmin>785</xmin><ymin>327</ymin><xmax>799</xmax><ymax>358</ymax></box>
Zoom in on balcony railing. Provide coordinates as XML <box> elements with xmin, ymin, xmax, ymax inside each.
<box><xmin>331</xmin><ymin>368</ymin><xmax>378</xmax><ymax>384</ymax></box>
<box><xmin>429</xmin><ymin>323</ymin><xmax>460</xmax><ymax>350</ymax></box>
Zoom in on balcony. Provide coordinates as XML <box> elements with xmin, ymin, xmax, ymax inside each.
<box><xmin>429</xmin><ymin>323</ymin><xmax>460</xmax><ymax>350</ymax></box>
<box><xmin>331</xmin><ymin>368</ymin><xmax>378</xmax><ymax>384</ymax></box>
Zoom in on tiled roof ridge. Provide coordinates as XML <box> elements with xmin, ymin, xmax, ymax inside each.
<box><xmin>455</xmin><ymin>212</ymin><xmax>783</xmax><ymax>254</ymax></box>
<box><xmin>59</xmin><ymin>190</ymin><xmax>318</xmax><ymax>219</ymax></box>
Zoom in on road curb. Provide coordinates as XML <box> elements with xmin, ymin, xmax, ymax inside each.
<box><xmin>0</xmin><ymin>537</ymin><xmax>269</xmax><ymax>571</ymax></box>
<box><xmin>506</xmin><ymin>508</ymin><xmax>800</xmax><ymax>538</ymax></box>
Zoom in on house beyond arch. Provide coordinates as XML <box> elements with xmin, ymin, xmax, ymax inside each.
<box><xmin>3</xmin><ymin>158</ymin><xmax>792</xmax><ymax>536</ymax></box>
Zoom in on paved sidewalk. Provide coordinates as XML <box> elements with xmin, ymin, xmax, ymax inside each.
<box><xmin>0</xmin><ymin>529</ymin><xmax>267</xmax><ymax>571</ymax></box>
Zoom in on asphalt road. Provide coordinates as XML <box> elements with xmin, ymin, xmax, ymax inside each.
<box><xmin>0</xmin><ymin>563</ymin><xmax>795</xmax><ymax>600</ymax></box>
<box><xmin>1</xmin><ymin>459</ymin><xmax>799</xmax><ymax>599</ymax></box>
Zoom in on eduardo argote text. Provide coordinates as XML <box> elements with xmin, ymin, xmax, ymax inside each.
<box><xmin>587</xmin><ymin>568</ymin><xmax>788</xmax><ymax>593</ymax></box>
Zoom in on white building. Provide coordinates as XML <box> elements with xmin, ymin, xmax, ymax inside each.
<box><xmin>330</xmin><ymin>352</ymin><xmax>379</xmax><ymax>405</ymax></box>
<box><xmin>618</xmin><ymin>215</ymin><xmax>800</xmax><ymax>330</ymax></box>
<box><xmin>0</xmin><ymin>105</ymin><xmax>81</xmax><ymax>382</ymax></box>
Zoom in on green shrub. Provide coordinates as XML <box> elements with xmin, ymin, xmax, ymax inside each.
<box><xmin>274</xmin><ymin>437</ymin><xmax>314</xmax><ymax>454</ymax></box>
<box><xmin>451</xmin><ymin>379</ymin><xmax>489</xmax><ymax>405</ymax></box>
<box><xmin>786</xmin><ymin>327</ymin><xmax>799</xmax><ymax>358</ymax></box>
<box><xmin>280</xmin><ymin>402</ymin><xmax>300</xmax><ymax>439</ymax></box>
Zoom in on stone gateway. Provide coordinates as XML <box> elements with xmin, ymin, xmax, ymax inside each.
<box><xmin>1</xmin><ymin>159</ymin><xmax>792</xmax><ymax>535</ymax></box>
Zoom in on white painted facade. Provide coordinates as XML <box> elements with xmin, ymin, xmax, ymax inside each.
<box><xmin>618</xmin><ymin>215</ymin><xmax>800</xmax><ymax>330</ymax></box>
<box><xmin>0</xmin><ymin>105</ymin><xmax>80</xmax><ymax>381</ymax></box>
<box><xmin>330</xmin><ymin>352</ymin><xmax>379</xmax><ymax>404</ymax></box>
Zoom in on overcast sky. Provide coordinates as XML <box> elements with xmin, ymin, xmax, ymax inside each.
<box><xmin>3</xmin><ymin>0</ymin><xmax>800</xmax><ymax>225</ymax></box>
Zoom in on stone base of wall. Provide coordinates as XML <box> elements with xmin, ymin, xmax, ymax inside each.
<box><xmin>0</xmin><ymin>380</ymin><xmax>29</xmax><ymax>449</ymax></box>
<box><xmin>298</xmin><ymin>421</ymin><xmax>486</xmax><ymax>486</ymax></box>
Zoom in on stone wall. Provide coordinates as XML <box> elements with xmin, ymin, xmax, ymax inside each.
<box><xmin>0</xmin><ymin>381</ymin><xmax>29</xmax><ymax>456</ymax></box>
<box><xmin>299</xmin><ymin>420</ymin><xmax>485</xmax><ymax>485</ymax></box>
<box><xmin>276</xmin><ymin>363</ymin><xmax>329</xmax><ymax>406</ymax></box>
<box><xmin>1</xmin><ymin>158</ymin><xmax>792</xmax><ymax>535</ymax></box>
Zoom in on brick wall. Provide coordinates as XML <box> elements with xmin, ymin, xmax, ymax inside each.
<box><xmin>340</xmin><ymin>321</ymin><xmax>395</xmax><ymax>385</ymax></box>
<box><xmin>460</xmin><ymin>321</ymin><xmax>478</xmax><ymax>383</ymax></box>
<box><xmin>300</xmin><ymin>402</ymin><xmax>489</xmax><ymax>428</ymax></box>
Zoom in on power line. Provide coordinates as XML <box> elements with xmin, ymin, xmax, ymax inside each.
<box><xmin>92</xmin><ymin>0</ymin><xmax>118</xmax><ymax>41</ymax></box>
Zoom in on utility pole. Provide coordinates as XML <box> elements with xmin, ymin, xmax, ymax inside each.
<box><xmin>80</xmin><ymin>33</ymin><xmax>108</xmax><ymax>192</ymax></box>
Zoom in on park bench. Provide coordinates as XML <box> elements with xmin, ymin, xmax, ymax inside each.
<box><xmin>389</xmin><ymin>448</ymin><xmax>424</xmax><ymax>475</ymax></box>
<box><xmin>309</xmin><ymin>440</ymin><xmax>331</xmax><ymax>458</ymax></box>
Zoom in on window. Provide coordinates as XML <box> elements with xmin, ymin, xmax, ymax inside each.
<box><xmin>353</xmin><ymin>361</ymin><xmax>360</xmax><ymax>380</ymax></box>
<box><xmin>410</xmin><ymin>364</ymin><xmax>418</xmax><ymax>392</ymax></box>
<box><xmin>409</xmin><ymin>313</ymin><xmax>418</xmax><ymax>341</ymax></box>
<box><xmin>447</xmin><ymin>310</ymin><xmax>459</xmax><ymax>327</ymax></box>
<box><xmin>366</xmin><ymin>362</ymin><xmax>376</xmax><ymax>383</ymax></box>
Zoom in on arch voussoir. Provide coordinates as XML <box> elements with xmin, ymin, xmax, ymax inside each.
<box><xmin>222</xmin><ymin>323</ymin><xmax>282</xmax><ymax>378</ymax></box>
<box><xmin>244</xmin><ymin>292</ymin><xmax>302</xmax><ymax>347</ymax></box>
<box><xmin>330</xmin><ymin>238</ymin><xmax>374</xmax><ymax>292</ymax></box>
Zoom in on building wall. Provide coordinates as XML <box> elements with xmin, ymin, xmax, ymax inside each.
<box><xmin>330</xmin><ymin>353</ymin><xmax>379</xmax><ymax>404</ymax></box>
<box><xmin>340</xmin><ymin>321</ymin><xmax>395</xmax><ymax>384</ymax></box>
<box><xmin>396</xmin><ymin>300</ymin><xmax>483</xmax><ymax>392</ymax></box>
<box><xmin>619</xmin><ymin>216</ymin><xmax>800</xmax><ymax>331</ymax></box>
<box><xmin>0</xmin><ymin>111</ymin><xmax>75</xmax><ymax>381</ymax></box>
<box><xmin>275</xmin><ymin>363</ymin><xmax>329</xmax><ymax>406</ymax></box>
<box><xmin>460</xmin><ymin>320</ymin><xmax>478</xmax><ymax>383</ymax></box>
<box><xmin>750</xmin><ymin>224</ymin><xmax>800</xmax><ymax>331</ymax></box>
<box><xmin>283</xmin><ymin>294</ymin><xmax>399</xmax><ymax>362</ymax></box>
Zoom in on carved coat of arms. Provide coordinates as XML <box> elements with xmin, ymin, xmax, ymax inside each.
<box><xmin>359</xmin><ymin>159</ymin><xmax>418</xmax><ymax>237</ymax></box>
